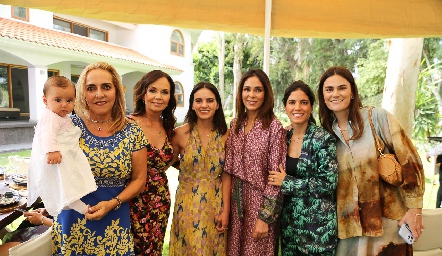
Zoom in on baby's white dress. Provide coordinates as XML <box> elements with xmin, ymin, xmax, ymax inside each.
<box><xmin>28</xmin><ymin>108</ymin><xmax>97</xmax><ymax>216</ymax></box>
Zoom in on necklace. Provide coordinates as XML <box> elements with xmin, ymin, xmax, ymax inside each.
<box><xmin>88</xmin><ymin>117</ymin><xmax>113</xmax><ymax>131</ymax></box>
<box><xmin>143</xmin><ymin>116</ymin><xmax>162</xmax><ymax>134</ymax></box>
<box><xmin>293</xmin><ymin>134</ymin><xmax>304</xmax><ymax>143</ymax></box>
<box><xmin>196</xmin><ymin>126</ymin><xmax>211</xmax><ymax>137</ymax></box>
<box><xmin>339</xmin><ymin>129</ymin><xmax>350</xmax><ymax>145</ymax></box>
<box><xmin>338</xmin><ymin>123</ymin><xmax>347</xmax><ymax>131</ymax></box>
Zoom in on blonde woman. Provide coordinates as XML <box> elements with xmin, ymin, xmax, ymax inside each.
<box><xmin>51</xmin><ymin>62</ymin><xmax>147</xmax><ymax>255</ymax></box>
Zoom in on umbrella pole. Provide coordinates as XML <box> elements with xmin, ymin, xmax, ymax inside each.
<box><xmin>263</xmin><ymin>0</ymin><xmax>272</xmax><ymax>75</ymax></box>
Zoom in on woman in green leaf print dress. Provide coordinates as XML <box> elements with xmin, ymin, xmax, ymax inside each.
<box><xmin>269</xmin><ymin>81</ymin><xmax>338</xmax><ymax>255</ymax></box>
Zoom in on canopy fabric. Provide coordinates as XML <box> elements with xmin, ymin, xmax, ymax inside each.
<box><xmin>2</xmin><ymin>0</ymin><xmax>442</xmax><ymax>38</ymax></box>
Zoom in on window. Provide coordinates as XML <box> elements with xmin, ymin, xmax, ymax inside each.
<box><xmin>53</xmin><ymin>19</ymin><xmax>71</xmax><ymax>32</ymax></box>
<box><xmin>174</xmin><ymin>82</ymin><xmax>184</xmax><ymax>107</ymax></box>
<box><xmin>0</xmin><ymin>64</ymin><xmax>29</xmax><ymax>114</ymax></box>
<box><xmin>53</xmin><ymin>17</ymin><xmax>108</xmax><ymax>42</ymax></box>
<box><xmin>170</xmin><ymin>30</ymin><xmax>184</xmax><ymax>56</ymax></box>
<box><xmin>11</xmin><ymin>6</ymin><xmax>29</xmax><ymax>21</ymax></box>
<box><xmin>71</xmin><ymin>75</ymin><xmax>79</xmax><ymax>85</ymax></box>
<box><xmin>90</xmin><ymin>29</ymin><xmax>106</xmax><ymax>41</ymax></box>
<box><xmin>47</xmin><ymin>70</ymin><xmax>59</xmax><ymax>78</ymax></box>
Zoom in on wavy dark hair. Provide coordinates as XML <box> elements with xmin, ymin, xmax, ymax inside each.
<box><xmin>132</xmin><ymin>70</ymin><xmax>177</xmax><ymax>140</ymax></box>
<box><xmin>184</xmin><ymin>82</ymin><xmax>227</xmax><ymax>135</ymax></box>
<box><xmin>317</xmin><ymin>66</ymin><xmax>363</xmax><ymax>140</ymax></box>
<box><xmin>282</xmin><ymin>80</ymin><xmax>316</xmax><ymax>125</ymax></box>
<box><xmin>234</xmin><ymin>69</ymin><xmax>275</xmax><ymax>133</ymax></box>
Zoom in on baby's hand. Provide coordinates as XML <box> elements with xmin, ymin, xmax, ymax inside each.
<box><xmin>46</xmin><ymin>151</ymin><xmax>62</xmax><ymax>164</ymax></box>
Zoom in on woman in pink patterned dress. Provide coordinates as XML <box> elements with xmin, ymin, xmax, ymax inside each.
<box><xmin>223</xmin><ymin>69</ymin><xmax>287</xmax><ymax>255</ymax></box>
<box><xmin>129</xmin><ymin>70</ymin><xmax>177</xmax><ymax>255</ymax></box>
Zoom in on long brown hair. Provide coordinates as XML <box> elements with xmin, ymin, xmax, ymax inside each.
<box><xmin>234</xmin><ymin>69</ymin><xmax>275</xmax><ymax>133</ymax></box>
<box><xmin>317</xmin><ymin>66</ymin><xmax>364</xmax><ymax>140</ymax></box>
<box><xmin>132</xmin><ymin>70</ymin><xmax>177</xmax><ymax>140</ymax></box>
<box><xmin>75</xmin><ymin>62</ymin><xmax>127</xmax><ymax>133</ymax></box>
<box><xmin>184</xmin><ymin>82</ymin><xmax>228</xmax><ymax>135</ymax></box>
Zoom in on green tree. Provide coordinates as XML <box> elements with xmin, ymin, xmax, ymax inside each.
<box><xmin>193</xmin><ymin>41</ymin><xmax>220</xmax><ymax>85</ymax></box>
<box><xmin>413</xmin><ymin>61</ymin><xmax>442</xmax><ymax>142</ymax></box>
<box><xmin>356</xmin><ymin>39</ymin><xmax>389</xmax><ymax>107</ymax></box>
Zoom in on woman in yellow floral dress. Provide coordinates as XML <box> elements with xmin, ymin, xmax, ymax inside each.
<box><xmin>170</xmin><ymin>82</ymin><xmax>230</xmax><ymax>255</ymax></box>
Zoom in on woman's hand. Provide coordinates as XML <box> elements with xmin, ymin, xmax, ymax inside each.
<box><xmin>24</xmin><ymin>208</ymin><xmax>52</xmax><ymax>226</ymax></box>
<box><xmin>252</xmin><ymin>219</ymin><xmax>269</xmax><ymax>239</ymax></box>
<box><xmin>398</xmin><ymin>208</ymin><xmax>424</xmax><ymax>242</ymax></box>
<box><xmin>268</xmin><ymin>164</ymin><xmax>286</xmax><ymax>187</ymax></box>
<box><xmin>23</xmin><ymin>210</ymin><xmax>44</xmax><ymax>225</ymax></box>
<box><xmin>85</xmin><ymin>200</ymin><xmax>115</xmax><ymax>220</ymax></box>
<box><xmin>215</xmin><ymin>210</ymin><xmax>229</xmax><ymax>233</ymax></box>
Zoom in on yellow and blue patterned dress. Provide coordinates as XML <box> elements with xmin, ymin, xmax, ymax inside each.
<box><xmin>51</xmin><ymin>115</ymin><xmax>147</xmax><ymax>256</ymax></box>
<box><xmin>169</xmin><ymin>128</ymin><xmax>226</xmax><ymax>255</ymax></box>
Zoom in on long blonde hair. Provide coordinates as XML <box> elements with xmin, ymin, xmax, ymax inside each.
<box><xmin>75</xmin><ymin>62</ymin><xmax>127</xmax><ymax>133</ymax></box>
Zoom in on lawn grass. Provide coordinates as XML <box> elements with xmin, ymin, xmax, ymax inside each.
<box><xmin>0</xmin><ymin>150</ymin><xmax>31</xmax><ymax>166</ymax></box>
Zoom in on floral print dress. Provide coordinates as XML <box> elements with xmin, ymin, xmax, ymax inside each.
<box><xmin>52</xmin><ymin>115</ymin><xmax>147</xmax><ymax>256</ymax></box>
<box><xmin>169</xmin><ymin>128</ymin><xmax>227</xmax><ymax>255</ymax></box>
<box><xmin>129</xmin><ymin>138</ymin><xmax>173</xmax><ymax>256</ymax></box>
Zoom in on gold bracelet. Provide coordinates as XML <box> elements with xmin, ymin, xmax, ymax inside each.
<box><xmin>113</xmin><ymin>196</ymin><xmax>121</xmax><ymax>210</ymax></box>
<box><xmin>41</xmin><ymin>216</ymin><xmax>45</xmax><ymax>225</ymax></box>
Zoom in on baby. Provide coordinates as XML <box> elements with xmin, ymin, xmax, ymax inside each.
<box><xmin>28</xmin><ymin>76</ymin><xmax>97</xmax><ymax>216</ymax></box>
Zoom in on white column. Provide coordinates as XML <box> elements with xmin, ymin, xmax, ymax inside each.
<box><xmin>28</xmin><ymin>66</ymin><xmax>47</xmax><ymax>122</ymax></box>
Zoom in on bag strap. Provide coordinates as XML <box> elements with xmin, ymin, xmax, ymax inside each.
<box><xmin>367</xmin><ymin>107</ymin><xmax>384</xmax><ymax>157</ymax></box>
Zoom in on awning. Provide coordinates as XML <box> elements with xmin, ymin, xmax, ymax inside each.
<box><xmin>2</xmin><ymin>0</ymin><xmax>442</xmax><ymax>38</ymax></box>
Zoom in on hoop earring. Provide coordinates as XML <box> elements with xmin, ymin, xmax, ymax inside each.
<box><xmin>351</xmin><ymin>96</ymin><xmax>354</xmax><ymax>99</ymax></box>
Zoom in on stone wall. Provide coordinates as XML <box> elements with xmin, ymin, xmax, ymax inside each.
<box><xmin>0</xmin><ymin>121</ymin><xmax>35</xmax><ymax>146</ymax></box>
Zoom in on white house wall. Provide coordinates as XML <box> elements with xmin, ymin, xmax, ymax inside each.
<box><xmin>0</xmin><ymin>4</ymin><xmax>197</xmax><ymax>123</ymax></box>
<box><xmin>53</xmin><ymin>15</ymin><xmax>195</xmax><ymax>122</ymax></box>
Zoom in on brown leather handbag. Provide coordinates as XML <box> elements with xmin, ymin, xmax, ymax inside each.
<box><xmin>367</xmin><ymin>108</ymin><xmax>404</xmax><ymax>186</ymax></box>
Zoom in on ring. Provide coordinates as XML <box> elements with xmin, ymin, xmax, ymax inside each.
<box><xmin>272</xmin><ymin>178</ymin><xmax>274</xmax><ymax>182</ymax></box>
<box><xmin>421</xmin><ymin>229</ymin><xmax>424</xmax><ymax>232</ymax></box>
<box><xmin>223</xmin><ymin>227</ymin><xmax>228</xmax><ymax>230</ymax></box>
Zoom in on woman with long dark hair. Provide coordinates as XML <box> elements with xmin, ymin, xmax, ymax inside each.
<box><xmin>317</xmin><ymin>66</ymin><xmax>424</xmax><ymax>256</ymax></box>
<box><xmin>169</xmin><ymin>82</ymin><xmax>229</xmax><ymax>255</ymax></box>
<box><xmin>129</xmin><ymin>70</ymin><xmax>177</xmax><ymax>255</ymax></box>
<box><xmin>224</xmin><ymin>69</ymin><xmax>286</xmax><ymax>255</ymax></box>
